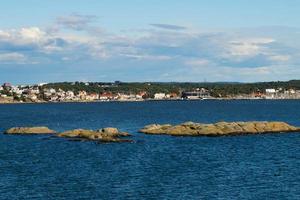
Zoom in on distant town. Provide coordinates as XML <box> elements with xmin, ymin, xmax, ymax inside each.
<box><xmin>1</xmin><ymin>80</ymin><xmax>300</xmax><ymax>103</ymax></box>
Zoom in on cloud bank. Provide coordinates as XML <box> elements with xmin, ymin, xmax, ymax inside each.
<box><xmin>0</xmin><ymin>14</ymin><xmax>299</xmax><ymax>83</ymax></box>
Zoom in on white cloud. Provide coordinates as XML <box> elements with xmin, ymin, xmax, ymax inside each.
<box><xmin>0</xmin><ymin>52</ymin><xmax>26</xmax><ymax>63</ymax></box>
<box><xmin>180</xmin><ymin>62</ymin><xmax>300</xmax><ymax>82</ymax></box>
<box><xmin>231</xmin><ymin>38</ymin><xmax>275</xmax><ymax>44</ymax></box>
<box><xmin>224</xmin><ymin>38</ymin><xmax>275</xmax><ymax>59</ymax></box>
<box><xmin>0</xmin><ymin>30</ymin><xmax>10</xmax><ymax>38</ymax></box>
<box><xmin>0</xmin><ymin>26</ymin><xmax>91</xmax><ymax>58</ymax></box>
<box><xmin>0</xmin><ymin>27</ymin><xmax>46</xmax><ymax>46</ymax></box>
<box><xmin>268</xmin><ymin>55</ymin><xmax>290</xmax><ymax>62</ymax></box>
<box><xmin>228</xmin><ymin>42</ymin><xmax>261</xmax><ymax>56</ymax></box>
<box><xmin>185</xmin><ymin>59</ymin><xmax>211</xmax><ymax>67</ymax></box>
<box><xmin>120</xmin><ymin>54</ymin><xmax>172</xmax><ymax>61</ymax></box>
<box><xmin>20</xmin><ymin>27</ymin><xmax>45</xmax><ymax>41</ymax></box>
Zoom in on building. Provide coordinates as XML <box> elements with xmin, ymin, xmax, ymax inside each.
<box><xmin>28</xmin><ymin>94</ymin><xmax>38</xmax><ymax>101</ymax></box>
<box><xmin>86</xmin><ymin>93</ymin><xmax>99</xmax><ymax>101</ymax></box>
<box><xmin>265</xmin><ymin>88</ymin><xmax>276</xmax><ymax>99</ymax></box>
<box><xmin>99</xmin><ymin>92</ymin><xmax>114</xmax><ymax>101</ymax></box>
<box><xmin>11</xmin><ymin>86</ymin><xmax>23</xmax><ymax>96</ymax></box>
<box><xmin>182</xmin><ymin>88</ymin><xmax>210</xmax><ymax>99</ymax></box>
<box><xmin>66</xmin><ymin>91</ymin><xmax>74</xmax><ymax>97</ymax></box>
<box><xmin>43</xmin><ymin>88</ymin><xmax>56</xmax><ymax>95</ymax></box>
<box><xmin>253</xmin><ymin>90</ymin><xmax>263</xmax><ymax>98</ymax></box>
<box><xmin>285</xmin><ymin>89</ymin><xmax>296</xmax><ymax>94</ymax></box>
<box><xmin>154</xmin><ymin>93</ymin><xmax>166</xmax><ymax>100</ymax></box>
<box><xmin>78</xmin><ymin>91</ymin><xmax>87</xmax><ymax>100</ymax></box>
<box><xmin>266</xmin><ymin>89</ymin><xmax>276</xmax><ymax>94</ymax></box>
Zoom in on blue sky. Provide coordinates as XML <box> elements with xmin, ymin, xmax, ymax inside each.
<box><xmin>1</xmin><ymin>0</ymin><xmax>300</xmax><ymax>84</ymax></box>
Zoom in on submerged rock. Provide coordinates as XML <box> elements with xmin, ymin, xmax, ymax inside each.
<box><xmin>4</xmin><ymin>127</ymin><xmax>56</xmax><ymax>135</ymax></box>
<box><xmin>58</xmin><ymin>128</ymin><xmax>131</xmax><ymax>143</ymax></box>
<box><xmin>139</xmin><ymin>121</ymin><xmax>300</xmax><ymax>137</ymax></box>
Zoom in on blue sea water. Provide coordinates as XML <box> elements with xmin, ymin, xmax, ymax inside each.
<box><xmin>0</xmin><ymin>100</ymin><xmax>300</xmax><ymax>200</ymax></box>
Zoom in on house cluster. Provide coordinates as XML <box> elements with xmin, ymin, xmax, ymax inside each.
<box><xmin>42</xmin><ymin>89</ymin><xmax>149</xmax><ymax>102</ymax></box>
<box><xmin>226</xmin><ymin>88</ymin><xmax>300</xmax><ymax>100</ymax></box>
<box><xmin>0</xmin><ymin>83</ymin><xmax>219</xmax><ymax>102</ymax></box>
<box><xmin>0</xmin><ymin>83</ymin><xmax>42</xmax><ymax>102</ymax></box>
<box><xmin>246</xmin><ymin>88</ymin><xmax>300</xmax><ymax>99</ymax></box>
<box><xmin>3</xmin><ymin>82</ymin><xmax>300</xmax><ymax>103</ymax></box>
<box><xmin>42</xmin><ymin>89</ymin><xmax>183</xmax><ymax>102</ymax></box>
<box><xmin>154</xmin><ymin>92</ymin><xmax>179</xmax><ymax>100</ymax></box>
<box><xmin>0</xmin><ymin>83</ymin><xmax>181</xmax><ymax>102</ymax></box>
<box><xmin>263</xmin><ymin>88</ymin><xmax>300</xmax><ymax>99</ymax></box>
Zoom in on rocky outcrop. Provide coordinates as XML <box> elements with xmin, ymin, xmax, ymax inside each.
<box><xmin>58</xmin><ymin>128</ymin><xmax>131</xmax><ymax>142</ymax></box>
<box><xmin>4</xmin><ymin>127</ymin><xmax>56</xmax><ymax>135</ymax></box>
<box><xmin>3</xmin><ymin>126</ymin><xmax>131</xmax><ymax>143</ymax></box>
<box><xmin>139</xmin><ymin>121</ymin><xmax>300</xmax><ymax>136</ymax></box>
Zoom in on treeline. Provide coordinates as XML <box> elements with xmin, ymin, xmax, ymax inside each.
<box><xmin>42</xmin><ymin>80</ymin><xmax>300</xmax><ymax>97</ymax></box>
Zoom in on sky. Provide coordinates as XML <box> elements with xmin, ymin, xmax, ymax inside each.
<box><xmin>0</xmin><ymin>0</ymin><xmax>300</xmax><ymax>84</ymax></box>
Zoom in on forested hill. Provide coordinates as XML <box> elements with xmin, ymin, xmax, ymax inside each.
<box><xmin>43</xmin><ymin>80</ymin><xmax>300</xmax><ymax>97</ymax></box>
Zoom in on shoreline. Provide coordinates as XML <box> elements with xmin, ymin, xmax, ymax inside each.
<box><xmin>1</xmin><ymin>98</ymin><xmax>300</xmax><ymax>105</ymax></box>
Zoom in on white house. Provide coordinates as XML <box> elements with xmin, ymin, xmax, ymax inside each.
<box><xmin>154</xmin><ymin>93</ymin><xmax>166</xmax><ymax>100</ymax></box>
<box><xmin>266</xmin><ymin>89</ymin><xmax>276</xmax><ymax>93</ymax></box>
<box><xmin>265</xmin><ymin>89</ymin><xmax>276</xmax><ymax>99</ymax></box>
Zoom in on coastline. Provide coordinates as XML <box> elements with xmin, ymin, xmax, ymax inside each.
<box><xmin>1</xmin><ymin>97</ymin><xmax>300</xmax><ymax>105</ymax></box>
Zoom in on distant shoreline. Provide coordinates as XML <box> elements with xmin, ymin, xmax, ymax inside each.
<box><xmin>1</xmin><ymin>98</ymin><xmax>300</xmax><ymax>105</ymax></box>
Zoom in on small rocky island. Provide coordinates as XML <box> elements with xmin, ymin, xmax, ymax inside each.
<box><xmin>58</xmin><ymin>128</ymin><xmax>132</xmax><ymax>142</ymax></box>
<box><xmin>4</xmin><ymin>127</ymin><xmax>56</xmax><ymax>135</ymax></box>
<box><xmin>4</xmin><ymin>121</ymin><xmax>300</xmax><ymax>142</ymax></box>
<box><xmin>139</xmin><ymin>121</ymin><xmax>300</xmax><ymax>136</ymax></box>
<box><xmin>4</xmin><ymin>127</ymin><xmax>131</xmax><ymax>143</ymax></box>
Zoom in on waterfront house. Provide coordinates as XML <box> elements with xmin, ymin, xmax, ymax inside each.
<box><xmin>266</xmin><ymin>89</ymin><xmax>276</xmax><ymax>93</ymax></box>
<box><xmin>154</xmin><ymin>93</ymin><xmax>166</xmax><ymax>100</ymax></box>
<box><xmin>137</xmin><ymin>91</ymin><xmax>148</xmax><ymax>99</ymax></box>
<box><xmin>65</xmin><ymin>91</ymin><xmax>75</xmax><ymax>100</ymax></box>
<box><xmin>28</xmin><ymin>94</ymin><xmax>38</xmax><ymax>101</ymax></box>
<box><xmin>99</xmin><ymin>92</ymin><xmax>114</xmax><ymax>101</ymax></box>
<box><xmin>10</xmin><ymin>86</ymin><xmax>22</xmax><ymax>95</ymax></box>
<box><xmin>182</xmin><ymin>88</ymin><xmax>210</xmax><ymax>99</ymax></box>
<box><xmin>78</xmin><ymin>91</ymin><xmax>87</xmax><ymax>100</ymax></box>
<box><xmin>265</xmin><ymin>89</ymin><xmax>276</xmax><ymax>99</ymax></box>
<box><xmin>116</xmin><ymin>93</ymin><xmax>136</xmax><ymax>101</ymax></box>
<box><xmin>86</xmin><ymin>93</ymin><xmax>99</xmax><ymax>101</ymax></box>
<box><xmin>43</xmin><ymin>88</ymin><xmax>56</xmax><ymax>95</ymax></box>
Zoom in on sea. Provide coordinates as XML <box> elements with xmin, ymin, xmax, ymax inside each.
<box><xmin>0</xmin><ymin>100</ymin><xmax>300</xmax><ymax>199</ymax></box>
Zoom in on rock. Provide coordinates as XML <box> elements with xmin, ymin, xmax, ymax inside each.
<box><xmin>139</xmin><ymin>124</ymin><xmax>172</xmax><ymax>134</ymax></box>
<box><xmin>139</xmin><ymin>121</ymin><xmax>300</xmax><ymax>137</ymax></box>
<box><xmin>58</xmin><ymin>128</ymin><xmax>131</xmax><ymax>143</ymax></box>
<box><xmin>102</xmin><ymin>127</ymin><xmax>119</xmax><ymax>134</ymax></box>
<box><xmin>4</xmin><ymin>127</ymin><xmax>56</xmax><ymax>135</ymax></box>
<box><xmin>97</xmin><ymin>127</ymin><xmax>131</xmax><ymax>137</ymax></box>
